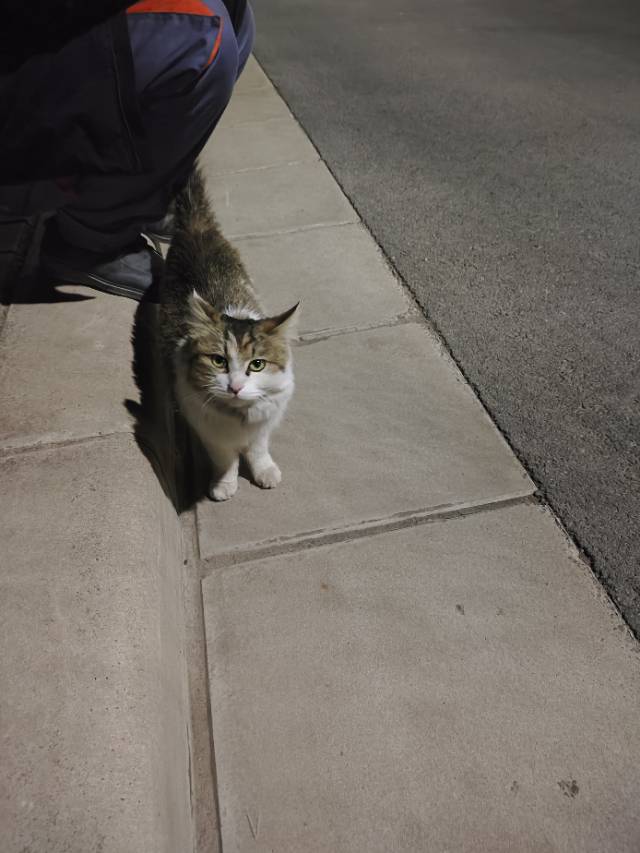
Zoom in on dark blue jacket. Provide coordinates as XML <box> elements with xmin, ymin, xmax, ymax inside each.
<box><xmin>0</xmin><ymin>15</ymin><xmax>145</xmax><ymax>186</ymax></box>
<box><xmin>0</xmin><ymin>0</ymin><xmax>246</xmax><ymax>187</ymax></box>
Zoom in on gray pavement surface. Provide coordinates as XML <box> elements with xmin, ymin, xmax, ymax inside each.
<box><xmin>1</xmin><ymin>285</ymin><xmax>193</xmax><ymax>853</ymax></box>
<box><xmin>252</xmin><ymin>0</ymin><xmax>640</xmax><ymax>634</ymax></box>
<box><xmin>205</xmin><ymin>505</ymin><xmax>640</xmax><ymax>853</ymax></box>
<box><xmin>196</xmin><ymin>58</ymin><xmax>640</xmax><ymax>853</ymax></box>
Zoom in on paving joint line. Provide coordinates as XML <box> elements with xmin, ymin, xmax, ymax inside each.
<box><xmin>218</xmin><ymin>114</ymin><xmax>295</xmax><ymax>131</ymax></box>
<box><xmin>296</xmin><ymin>310</ymin><xmax>422</xmax><ymax>346</ymax></box>
<box><xmin>178</xmin><ymin>508</ymin><xmax>224</xmax><ymax>853</ymax></box>
<box><xmin>182</xmin><ymin>505</ymin><xmax>202</xmax><ymax>563</ymax></box>
<box><xmin>0</xmin><ymin>428</ymin><xmax>133</xmax><ymax>461</ymax></box>
<box><xmin>220</xmin><ymin>113</ymin><xmax>295</xmax><ymax>130</ymax></box>
<box><xmin>227</xmin><ymin>218</ymin><xmax>357</xmax><ymax>242</ymax></box>
<box><xmin>232</xmin><ymin>84</ymin><xmax>274</xmax><ymax>95</ymax></box>
<box><xmin>211</xmin><ymin>156</ymin><xmax>319</xmax><ymax>179</ymax></box>
<box><xmin>198</xmin><ymin>492</ymin><xmax>539</xmax><ymax>576</ymax></box>
<box><xmin>232</xmin><ymin>85</ymin><xmax>272</xmax><ymax>96</ymax></box>
<box><xmin>219</xmin><ymin>158</ymin><xmax>327</xmax><ymax>178</ymax></box>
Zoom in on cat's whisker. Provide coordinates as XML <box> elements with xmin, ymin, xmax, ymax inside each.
<box><xmin>202</xmin><ymin>394</ymin><xmax>218</xmax><ymax>409</ymax></box>
<box><xmin>180</xmin><ymin>388</ymin><xmax>213</xmax><ymax>407</ymax></box>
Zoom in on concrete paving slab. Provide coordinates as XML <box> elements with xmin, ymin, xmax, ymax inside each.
<box><xmin>219</xmin><ymin>86</ymin><xmax>292</xmax><ymax>128</ymax></box>
<box><xmin>0</xmin><ymin>287</ymin><xmax>136</xmax><ymax>449</ymax></box>
<box><xmin>0</xmin><ymin>435</ymin><xmax>191</xmax><ymax>853</ymax></box>
<box><xmin>234</xmin><ymin>223</ymin><xmax>412</xmax><ymax>333</ymax></box>
<box><xmin>209</xmin><ymin>160</ymin><xmax>358</xmax><ymax>238</ymax></box>
<box><xmin>235</xmin><ymin>55</ymin><xmax>271</xmax><ymax>94</ymax></box>
<box><xmin>200</xmin><ymin>115</ymin><xmax>318</xmax><ymax>176</ymax></box>
<box><xmin>203</xmin><ymin>503</ymin><xmax>640</xmax><ymax>853</ymax></box>
<box><xmin>197</xmin><ymin>324</ymin><xmax>532</xmax><ymax>560</ymax></box>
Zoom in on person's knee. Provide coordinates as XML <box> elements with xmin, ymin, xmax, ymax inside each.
<box><xmin>128</xmin><ymin>3</ymin><xmax>240</xmax><ymax>167</ymax></box>
<box><xmin>128</xmin><ymin>3</ymin><xmax>239</xmax><ymax>108</ymax></box>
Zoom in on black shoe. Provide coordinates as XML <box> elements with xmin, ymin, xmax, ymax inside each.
<box><xmin>40</xmin><ymin>227</ymin><xmax>163</xmax><ymax>301</ymax></box>
<box><xmin>144</xmin><ymin>211</ymin><xmax>175</xmax><ymax>244</ymax></box>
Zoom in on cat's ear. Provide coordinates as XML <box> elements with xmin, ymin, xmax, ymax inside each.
<box><xmin>188</xmin><ymin>290</ymin><xmax>221</xmax><ymax>326</ymax></box>
<box><xmin>259</xmin><ymin>302</ymin><xmax>300</xmax><ymax>338</ymax></box>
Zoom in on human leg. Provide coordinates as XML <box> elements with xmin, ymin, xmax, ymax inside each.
<box><xmin>41</xmin><ymin>0</ymin><xmax>254</xmax><ymax>298</ymax></box>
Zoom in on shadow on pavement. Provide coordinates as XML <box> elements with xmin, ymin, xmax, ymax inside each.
<box><xmin>2</xmin><ymin>270</ymin><xmax>95</xmax><ymax>305</ymax></box>
<box><xmin>1</xmin><ymin>215</ymin><xmax>94</xmax><ymax>306</ymax></box>
<box><xmin>125</xmin><ymin>283</ymin><xmax>213</xmax><ymax>514</ymax></box>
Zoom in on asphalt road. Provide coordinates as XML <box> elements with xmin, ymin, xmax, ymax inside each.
<box><xmin>253</xmin><ymin>0</ymin><xmax>640</xmax><ymax>633</ymax></box>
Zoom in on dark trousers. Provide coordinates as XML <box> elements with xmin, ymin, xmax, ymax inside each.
<box><xmin>55</xmin><ymin>0</ymin><xmax>254</xmax><ymax>252</ymax></box>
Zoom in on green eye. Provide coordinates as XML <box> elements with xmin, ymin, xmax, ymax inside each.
<box><xmin>210</xmin><ymin>354</ymin><xmax>227</xmax><ymax>369</ymax></box>
<box><xmin>249</xmin><ymin>358</ymin><xmax>266</xmax><ymax>372</ymax></box>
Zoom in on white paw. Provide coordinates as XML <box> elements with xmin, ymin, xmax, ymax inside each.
<box><xmin>209</xmin><ymin>479</ymin><xmax>238</xmax><ymax>501</ymax></box>
<box><xmin>253</xmin><ymin>463</ymin><xmax>281</xmax><ymax>489</ymax></box>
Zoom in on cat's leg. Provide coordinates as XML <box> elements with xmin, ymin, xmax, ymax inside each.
<box><xmin>244</xmin><ymin>425</ymin><xmax>281</xmax><ymax>489</ymax></box>
<box><xmin>178</xmin><ymin>387</ymin><xmax>241</xmax><ymax>501</ymax></box>
<box><xmin>193</xmin><ymin>428</ymin><xmax>239</xmax><ymax>501</ymax></box>
<box><xmin>206</xmin><ymin>445</ymin><xmax>240</xmax><ymax>501</ymax></box>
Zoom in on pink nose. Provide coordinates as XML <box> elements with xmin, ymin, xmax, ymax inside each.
<box><xmin>229</xmin><ymin>382</ymin><xmax>244</xmax><ymax>395</ymax></box>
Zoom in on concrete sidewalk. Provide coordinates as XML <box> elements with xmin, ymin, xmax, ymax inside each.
<box><xmin>1</xmin><ymin>56</ymin><xmax>640</xmax><ymax>853</ymax></box>
<box><xmin>195</xmin><ymin>59</ymin><xmax>640</xmax><ymax>852</ymax></box>
<box><xmin>0</xmin><ymin>286</ymin><xmax>192</xmax><ymax>847</ymax></box>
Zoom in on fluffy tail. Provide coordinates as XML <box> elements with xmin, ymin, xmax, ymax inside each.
<box><xmin>174</xmin><ymin>164</ymin><xmax>215</xmax><ymax>234</ymax></box>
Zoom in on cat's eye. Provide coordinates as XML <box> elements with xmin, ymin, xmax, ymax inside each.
<box><xmin>210</xmin><ymin>354</ymin><xmax>227</xmax><ymax>369</ymax></box>
<box><xmin>249</xmin><ymin>358</ymin><xmax>266</xmax><ymax>372</ymax></box>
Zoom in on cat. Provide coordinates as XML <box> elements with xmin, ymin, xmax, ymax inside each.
<box><xmin>159</xmin><ymin>165</ymin><xmax>299</xmax><ymax>501</ymax></box>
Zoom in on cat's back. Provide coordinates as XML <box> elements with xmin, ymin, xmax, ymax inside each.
<box><xmin>159</xmin><ymin>167</ymin><xmax>263</xmax><ymax>349</ymax></box>
<box><xmin>164</xmin><ymin>223</ymin><xmax>261</xmax><ymax>312</ymax></box>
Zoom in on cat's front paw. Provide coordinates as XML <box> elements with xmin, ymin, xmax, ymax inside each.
<box><xmin>253</xmin><ymin>463</ymin><xmax>282</xmax><ymax>490</ymax></box>
<box><xmin>209</xmin><ymin>479</ymin><xmax>238</xmax><ymax>501</ymax></box>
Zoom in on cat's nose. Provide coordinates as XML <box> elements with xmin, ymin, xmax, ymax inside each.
<box><xmin>229</xmin><ymin>381</ymin><xmax>244</xmax><ymax>395</ymax></box>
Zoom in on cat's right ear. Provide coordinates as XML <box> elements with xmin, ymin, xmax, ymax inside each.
<box><xmin>188</xmin><ymin>290</ymin><xmax>220</xmax><ymax>326</ymax></box>
<box><xmin>259</xmin><ymin>302</ymin><xmax>301</xmax><ymax>338</ymax></box>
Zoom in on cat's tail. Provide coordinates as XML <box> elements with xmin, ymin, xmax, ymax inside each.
<box><xmin>174</xmin><ymin>164</ymin><xmax>216</xmax><ymax>234</ymax></box>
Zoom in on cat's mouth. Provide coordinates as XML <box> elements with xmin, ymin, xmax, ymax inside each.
<box><xmin>222</xmin><ymin>393</ymin><xmax>254</xmax><ymax>408</ymax></box>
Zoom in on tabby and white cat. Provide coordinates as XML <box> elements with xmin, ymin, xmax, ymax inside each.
<box><xmin>160</xmin><ymin>167</ymin><xmax>298</xmax><ymax>501</ymax></box>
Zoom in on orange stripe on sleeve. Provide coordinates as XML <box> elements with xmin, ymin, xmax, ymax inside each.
<box><xmin>205</xmin><ymin>15</ymin><xmax>224</xmax><ymax>67</ymax></box>
<box><xmin>127</xmin><ymin>0</ymin><xmax>213</xmax><ymax>15</ymax></box>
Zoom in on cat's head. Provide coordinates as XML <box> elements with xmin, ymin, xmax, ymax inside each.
<box><xmin>180</xmin><ymin>292</ymin><xmax>299</xmax><ymax>409</ymax></box>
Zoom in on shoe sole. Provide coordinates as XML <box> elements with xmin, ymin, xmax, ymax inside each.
<box><xmin>42</xmin><ymin>259</ymin><xmax>146</xmax><ymax>302</ymax></box>
<box><xmin>144</xmin><ymin>229</ymin><xmax>172</xmax><ymax>243</ymax></box>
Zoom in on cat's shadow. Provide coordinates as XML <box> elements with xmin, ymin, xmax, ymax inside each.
<box><xmin>125</xmin><ymin>284</ymin><xmax>212</xmax><ymax>513</ymax></box>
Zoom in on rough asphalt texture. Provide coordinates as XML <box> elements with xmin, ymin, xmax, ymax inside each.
<box><xmin>253</xmin><ymin>0</ymin><xmax>640</xmax><ymax>634</ymax></box>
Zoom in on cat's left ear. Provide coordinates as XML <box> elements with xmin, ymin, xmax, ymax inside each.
<box><xmin>260</xmin><ymin>302</ymin><xmax>300</xmax><ymax>338</ymax></box>
<box><xmin>188</xmin><ymin>290</ymin><xmax>221</xmax><ymax>325</ymax></box>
